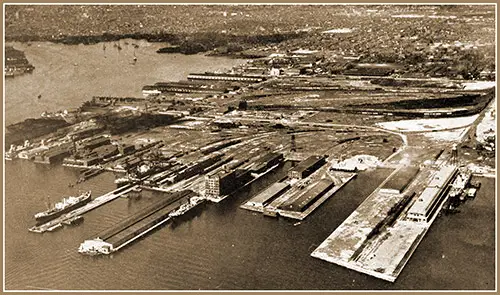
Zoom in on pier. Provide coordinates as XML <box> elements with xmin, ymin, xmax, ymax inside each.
<box><xmin>311</xmin><ymin>161</ymin><xmax>459</xmax><ymax>282</ymax></box>
<box><xmin>241</xmin><ymin>167</ymin><xmax>356</xmax><ymax>220</ymax></box>
<box><xmin>78</xmin><ymin>190</ymin><xmax>204</xmax><ymax>255</ymax></box>
<box><xmin>28</xmin><ymin>184</ymin><xmax>138</xmax><ymax>233</ymax></box>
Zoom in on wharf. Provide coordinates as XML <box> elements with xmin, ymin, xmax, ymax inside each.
<box><xmin>311</xmin><ymin>163</ymin><xmax>457</xmax><ymax>282</ymax></box>
<box><xmin>240</xmin><ymin>182</ymin><xmax>291</xmax><ymax>212</ymax></box>
<box><xmin>244</xmin><ymin>171</ymin><xmax>355</xmax><ymax>220</ymax></box>
<box><xmin>279</xmin><ymin>173</ymin><xmax>356</xmax><ymax>220</ymax></box>
<box><xmin>79</xmin><ymin>191</ymin><xmax>204</xmax><ymax>255</ymax></box>
<box><xmin>28</xmin><ymin>184</ymin><xmax>137</xmax><ymax>233</ymax></box>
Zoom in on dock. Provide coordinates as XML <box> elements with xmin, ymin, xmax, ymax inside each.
<box><xmin>311</xmin><ymin>163</ymin><xmax>458</xmax><ymax>282</ymax></box>
<box><xmin>78</xmin><ymin>190</ymin><xmax>204</xmax><ymax>255</ymax></box>
<box><xmin>279</xmin><ymin>173</ymin><xmax>356</xmax><ymax>220</ymax></box>
<box><xmin>241</xmin><ymin>169</ymin><xmax>356</xmax><ymax>220</ymax></box>
<box><xmin>28</xmin><ymin>184</ymin><xmax>138</xmax><ymax>233</ymax></box>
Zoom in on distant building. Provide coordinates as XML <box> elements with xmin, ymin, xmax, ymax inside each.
<box><xmin>118</xmin><ymin>143</ymin><xmax>136</xmax><ymax>155</ymax></box>
<box><xmin>269</xmin><ymin>68</ymin><xmax>281</xmax><ymax>76</ymax></box>
<box><xmin>187</xmin><ymin>73</ymin><xmax>265</xmax><ymax>82</ymax></box>
<box><xmin>142</xmin><ymin>85</ymin><xmax>162</xmax><ymax>97</ymax></box>
<box><xmin>76</xmin><ymin>135</ymin><xmax>111</xmax><ymax>151</ymax></box>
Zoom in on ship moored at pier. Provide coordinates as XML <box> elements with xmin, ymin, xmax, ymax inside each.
<box><xmin>34</xmin><ymin>191</ymin><xmax>92</xmax><ymax>225</ymax></box>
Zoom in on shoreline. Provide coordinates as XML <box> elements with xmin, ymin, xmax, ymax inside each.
<box><xmin>5</xmin><ymin>31</ymin><xmax>304</xmax><ymax>56</ymax></box>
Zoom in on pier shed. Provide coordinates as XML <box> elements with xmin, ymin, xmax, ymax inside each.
<box><xmin>288</xmin><ymin>155</ymin><xmax>326</xmax><ymax>179</ymax></box>
<box><xmin>246</xmin><ymin>182</ymin><xmax>291</xmax><ymax>210</ymax></box>
<box><xmin>187</xmin><ymin>73</ymin><xmax>265</xmax><ymax>83</ymax></box>
<box><xmin>279</xmin><ymin>178</ymin><xmax>335</xmax><ymax>212</ymax></box>
<box><xmin>380</xmin><ymin>166</ymin><xmax>420</xmax><ymax>195</ymax></box>
<box><xmin>251</xmin><ymin>152</ymin><xmax>284</xmax><ymax>173</ymax></box>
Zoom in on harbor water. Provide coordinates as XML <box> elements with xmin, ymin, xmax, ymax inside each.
<box><xmin>4</xmin><ymin>42</ymin><xmax>495</xmax><ymax>290</ymax></box>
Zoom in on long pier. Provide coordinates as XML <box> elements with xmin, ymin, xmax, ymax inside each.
<box><xmin>78</xmin><ymin>191</ymin><xmax>204</xmax><ymax>255</ymax></box>
<box><xmin>241</xmin><ymin>171</ymin><xmax>356</xmax><ymax>220</ymax></box>
<box><xmin>28</xmin><ymin>184</ymin><xmax>138</xmax><ymax>233</ymax></box>
<box><xmin>311</xmin><ymin>162</ymin><xmax>458</xmax><ymax>282</ymax></box>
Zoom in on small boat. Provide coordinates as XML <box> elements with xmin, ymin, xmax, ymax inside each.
<box><xmin>131</xmin><ymin>50</ymin><xmax>138</xmax><ymax>65</ymax></box>
<box><xmin>63</xmin><ymin>215</ymin><xmax>84</xmax><ymax>226</ymax></box>
<box><xmin>28</xmin><ymin>226</ymin><xmax>43</xmax><ymax>233</ymax></box>
<box><xmin>293</xmin><ymin>222</ymin><xmax>301</xmax><ymax>226</ymax></box>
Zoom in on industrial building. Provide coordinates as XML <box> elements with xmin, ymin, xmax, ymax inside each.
<box><xmin>251</xmin><ymin>152</ymin><xmax>284</xmax><ymax>173</ymax></box>
<box><xmin>142</xmin><ymin>85</ymin><xmax>162</xmax><ymax>96</ymax></box>
<box><xmin>114</xmin><ymin>156</ymin><xmax>142</xmax><ymax>171</ymax></box>
<box><xmin>34</xmin><ymin>145</ymin><xmax>72</xmax><ymax>164</ymax></box>
<box><xmin>205</xmin><ymin>167</ymin><xmax>237</xmax><ymax>199</ymax></box>
<box><xmin>245</xmin><ymin>182</ymin><xmax>290</xmax><ymax>210</ymax></box>
<box><xmin>67</xmin><ymin>126</ymin><xmax>106</xmax><ymax>141</ymax></box>
<box><xmin>75</xmin><ymin>134</ymin><xmax>111</xmax><ymax>151</ymax></box>
<box><xmin>406</xmin><ymin>187</ymin><xmax>444</xmax><ymax>222</ymax></box>
<box><xmin>173</xmin><ymin>152</ymin><xmax>224</xmax><ymax>183</ymax></box>
<box><xmin>63</xmin><ymin>155</ymin><xmax>100</xmax><ymax>167</ymax></box>
<box><xmin>118</xmin><ymin>143</ymin><xmax>136</xmax><ymax>155</ymax></box>
<box><xmin>379</xmin><ymin>166</ymin><xmax>420</xmax><ymax>195</ymax></box>
<box><xmin>288</xmin><ymin>155</ymin><xmax>326</xmax><ymax>179</ymax></box>
<box><xmin>406</xmin><ymin>165</ymin><xmax>458</xmax><ymax>222</ymax></box>
<box><xmin>142</xmin><ymin>81</ymin><xmax>239</xmax><ymax>95</ymax></box>
<box><xmin>187</xmin><ymin>72</ymin><xmax>265</xmax><ymax>82</ymax></box>
<box><xmin>279</xmin><ymin>178</ymin><xmax>335</xmax><ymax>212</ymax></box>
<box><xmin>427</xmin><ymin>165</ymin><xmax>458</xmax><ymax>188</ymax></box>
<box><xmin>200</xmin><ymin>139</ymin><xmax>242</xmax><ymax>155</ymax></box>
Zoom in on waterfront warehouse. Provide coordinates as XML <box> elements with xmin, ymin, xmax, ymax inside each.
<box><xmin>279</xmin><ymin>178</ymin><xmax>335</xmax><ymax>212</ymax></box>
<box><xmin>288</xmin><ymin>155</ymin><xmax>326</xmax><ymax>179</ymax></box>
<box><xmin>380</xmin><ymin>166</ymin><xmax>420</xmax><ymax>195</ymax></box>
<box><xmin>246</xmin><ymin>182</ymin><xmax>291</xmax><ymax>210</ymax></box>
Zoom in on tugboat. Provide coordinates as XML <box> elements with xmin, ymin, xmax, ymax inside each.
<box><xmin>34</xmin><ymin>191</ymin><xmax>91</xmax><ymax>225</ymax></box>
<box><xmin>63</xmin><ymin>215</ymin><xmax>84</xmax><ymax>226</ymax></box>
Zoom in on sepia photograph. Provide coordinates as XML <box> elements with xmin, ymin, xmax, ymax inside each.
<box><xmin>3</xmin><ymin>3</ymin><xmax>497</xmax><ymax>291</ymax></box>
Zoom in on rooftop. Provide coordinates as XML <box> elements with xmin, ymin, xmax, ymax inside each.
<box><xmin>407</xmin><ymin>187</ymin><xmax>441</xmax><ymax>216</ymax></box>
<box><xmin>251</xmin><ymin>182</ymin><xmax>290</xmax><ymax>204</ymax></box>
<box><xmin>290</xmin><ymin>155</ymin><xmax>324</xmax><ymax>174</ymax></box>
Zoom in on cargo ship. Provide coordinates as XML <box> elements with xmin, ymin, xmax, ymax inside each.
<box><xmin>34</xmin><ymin>191</ymin><xmax>92</xmax><ymax>225</ymax></box>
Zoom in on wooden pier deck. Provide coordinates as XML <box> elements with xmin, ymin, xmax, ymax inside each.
<box><xmin>311</xmin><ymin>163</ymin><xmax>457</xmax><ymax>282</ymax></box>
